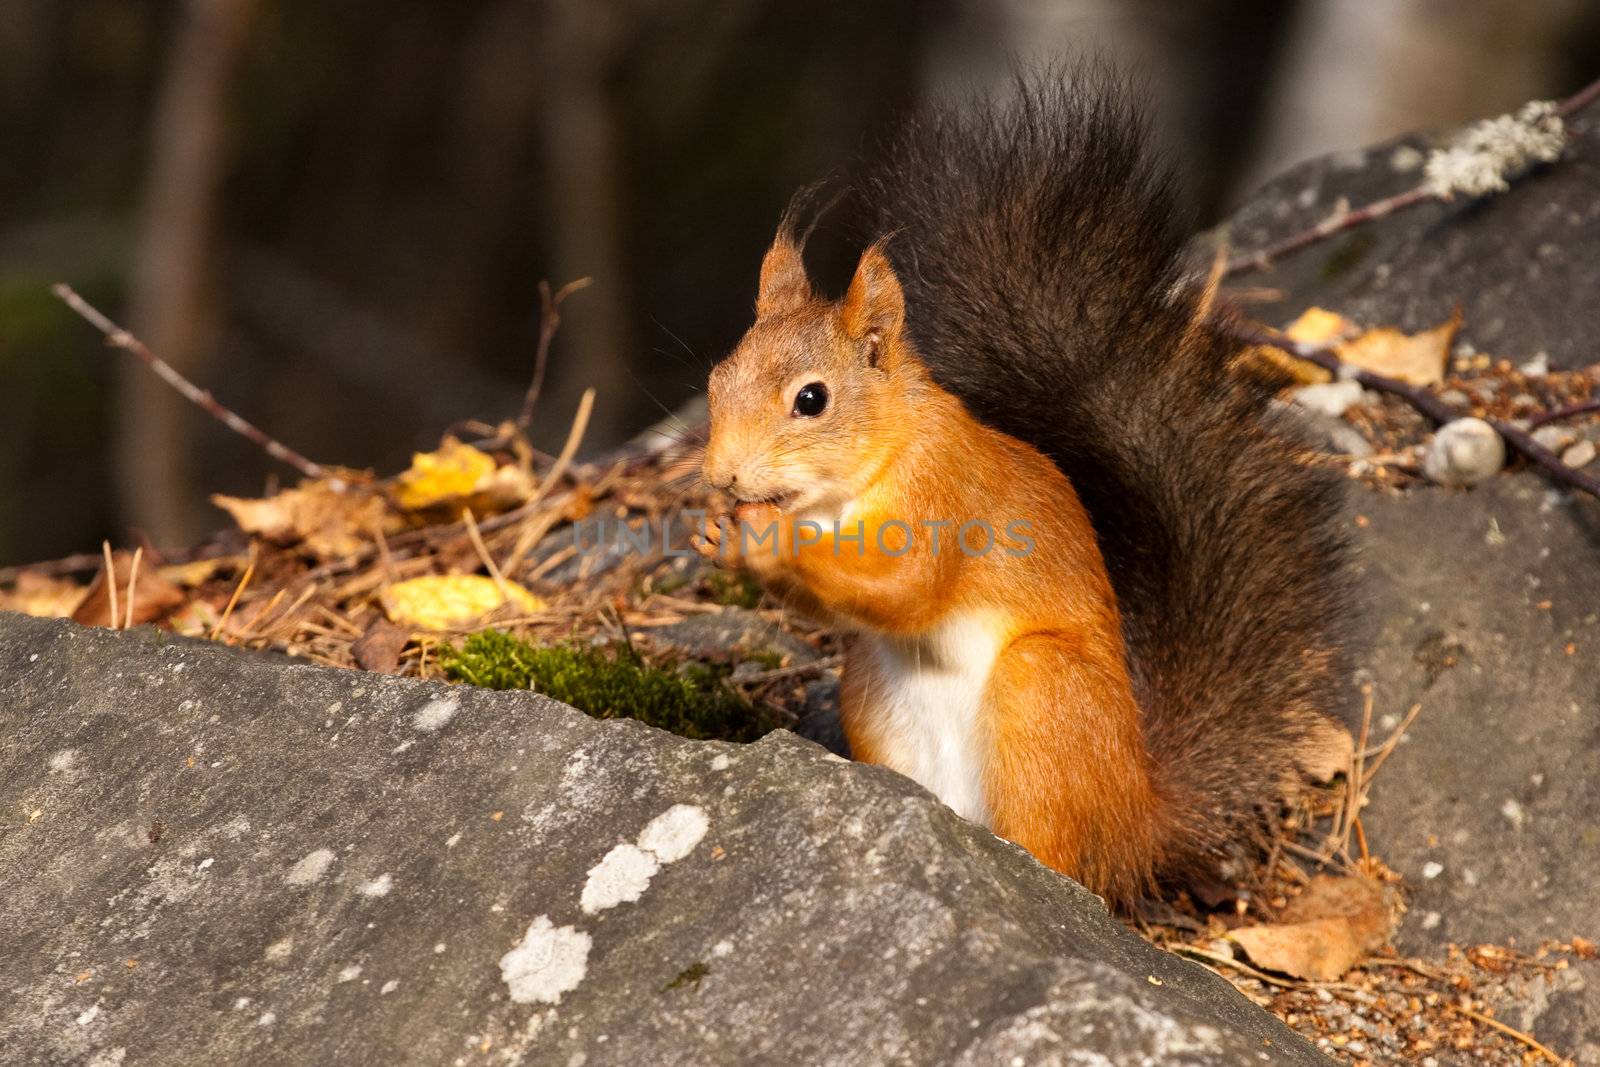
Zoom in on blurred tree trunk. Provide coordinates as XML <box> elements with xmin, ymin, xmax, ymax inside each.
<box><xmin>1242</xmin><ymin>0</ymin><xmax>1588</xmax><ymax>194</ymax></box>
<box><xmin>535</xmin><ymin>0</ymin><xmax>633</xmax><ymax>449</ymax></box>
<box><xmin>120</xmin><ymin>0</ymin><xmax>256</xmax><ymax>545</ymax></box>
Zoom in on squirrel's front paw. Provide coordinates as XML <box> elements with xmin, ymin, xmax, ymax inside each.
<box><xmin>694</xmin><ymin>514</ymin><xmax>738</xmax><ymax>566</ymax></box>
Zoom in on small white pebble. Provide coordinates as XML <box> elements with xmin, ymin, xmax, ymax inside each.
<box><xmin>1424</xmin><ymin>418</ymin><xmax>1505</xmax><ymax>487</ymax></box>
<box><xmin>434</xmin><ymin>943</ymin><xmax>447</xmax><ymax>954</ymax></box>
<box><xmin>1421</xmin><ymin>861</ymin><xmax>1444</xmax><ymax>880</ymax></box>
<box><xmin>1422</xmin><ymin>911</ymin><xmax>1442</xmax><ymax>930</ymax></box>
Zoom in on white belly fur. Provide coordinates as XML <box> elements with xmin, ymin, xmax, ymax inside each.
<box><xmin>856</xmin><ymin>614</ymin><xmax>1003</xmax><ymax>826</ymax></box>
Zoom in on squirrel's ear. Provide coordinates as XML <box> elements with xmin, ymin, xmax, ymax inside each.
<box><xmin>755</xmin><ymin>234</ymin><xmax>813</xmax><ymax>319</ymax></box>
<box><xmin>840</xmin><ymin>242</ymin><xmax>905</xmax><ymax>363</ymax></box>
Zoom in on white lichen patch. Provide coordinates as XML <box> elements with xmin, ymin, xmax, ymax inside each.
<box><xmin>285</xmin><ymin>848</ymin><xmax>336</xmax><ymax>886</ymax></box>
<box><xmin>380</xmin><ymin>980</ymin><xmax>399</xmax><ymax>995</ymax></box>
<box><xmin>264</xmin><ymin>938</ymin><xmax>294</xmax><ymax>961</ymax></box>
<box><xmin>500</xmin><ymin>918</ymin><xmax>591</xmax><ymax>1005</ymax></box>
<box><xmin>636</xmin><ymin>804</ymin><xmax>709</xmax><ymax>863</ymax></box>
<box><xmin>578</xmin><ymin>804</ymin><xmax>709</xmax><ymax>915</ymax></box>
<box><xmin>412</xmin><ymin>696</ymin><xmax>459</xmax><ymax>733</ymax></box>
<box><xmin>709</xmin><ymin>754</ymin><xmax>731</xmax><ymax>771</ymax></box>
<box><xmin>48</xmin><ymin>749</ymin><xmax>77</xmax><ymax>774</ymax></box>
<box><xmin>358</xmin><ymin>873</ymin><xmax>394</xmax><ymax>897</ymax></box>
<box><xmin>580</xmin><ymin>844</ymin><xmax>660</xmax><ymax>915</ymax></box>
<box><xmin>338</xmin><ymin>965</ymin><xmax>363</xmax><ymax>983</ymax></box>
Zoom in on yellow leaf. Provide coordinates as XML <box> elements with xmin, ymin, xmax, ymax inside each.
<box><xmin>380</xmin><ymin>575</ymin><xmax>547</xmax><ymax>631</ymax></box>
<box><xmin>1284</xmin><ymin>307</ymin><xmax>1358</xmax><ymax>346</ymax></box>
<box><xmin>212</xmin><ymin>481</ymin><xmax>395</xmax><ymax>559</ymax></box>
<box><xmin>0</xmin><ymin>572</ymin><xmax>87</xmax><ymax>619</ymax></box>
<box><xmin>1336</xmin><ymin>310</ymin><xmax>1461</xmax><ymax>386</ymax></box>
<box><xmin>1236</xmin><ymin>307</ymin><xmax>1357</xmax><ymax>386</ymax></box>
<box><xmin>393</xmin><ymin>439</ymin><xmax>498</xmax><ymax>511</ymax></box>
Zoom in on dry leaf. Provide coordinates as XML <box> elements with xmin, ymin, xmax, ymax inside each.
<box><xmin>1337</xmin><ymin>310</ymin><xmax>1461</xmax><ymax>386</ymax></box>
<box><xmin>0</xmin><ymin>572</ymin><xmax>88</xmax><ymax>619</ymax></box>
<box><xmin>380</xmin><ymin>574</ymin><xmax>546</xmax><ymax>632</ymax></box>
<box><xmin>391</xmin><ymin>439</ymin><xmax>534</xmax><ymax>513</ymax></box>
<box><xmin>1228</xmin><ymin>873</ymin><xmax>1397</xmax><ymax>981</ymax></box>
<box><xmin>158</xmin><ymin>556</ymin><xmax>243</xmax><ymax>588</ymax></box>
<box><xmin>1285</xmin><ymin>307</ymin><xmax>1359</xmax><ymax>347</ymax></box>
<box><xmin>213</xmin><ymin>481</ymin><xmax>397</xmax><ymax>559</ymax></box>
<box><xmin>352</xmin><ymin>618</ymin><xmax>410</xmax><ymax>674</ymax></box>
<box><xmin>1237</xmin><ymin>307</ymin><xmax>1359</xmax><ymax>385</ymax></box>
<box><xmin>72</xmin><ymin>552</ymin><xmax>187</xmax><ymax>628</ymax></box>
<box><xmin>393</xmin><ymin>439</ymin><xmax>497</xmax><ymax>510</ymax></box>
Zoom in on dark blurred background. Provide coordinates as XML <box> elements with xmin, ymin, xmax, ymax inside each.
<box><xmin>3</xmin><ymin>0</ymin><xmax>1598</xmax><ymax>566</ymax></box>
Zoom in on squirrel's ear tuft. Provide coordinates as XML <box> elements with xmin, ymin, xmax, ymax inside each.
<box><xmin>840</xmin><ymin>242</ymin><xmax>905</xmax><ymax>359</ymax></box>
<box><xmin>756</xmin><ymin>233</ymin><xmax>813</xmax><ymax>319</ymax></box>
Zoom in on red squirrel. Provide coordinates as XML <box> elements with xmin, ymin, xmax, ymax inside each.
<box><xmin>698</xmin><ymin>77</ymin><xmax>1352</xmax><ymax>906</ymax></box>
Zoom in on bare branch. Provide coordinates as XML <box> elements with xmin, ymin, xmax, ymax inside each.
<box><xmin>1226</xmin><ymin>75</ymin><xmax>1600</xmax><ymax>278</ymax></box>
<box><xmin>53</xmin><ymin>284</ymin><xmax>329</xmax><ymax>483</ymax></box>
<box><xmin>517</xmin><ymin>277</ymin><xmax>593</xmax><ymax>431</ymax></box>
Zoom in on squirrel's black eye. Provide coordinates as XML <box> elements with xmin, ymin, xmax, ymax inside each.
<box><xmin>792</xmin><ymin>382</ymin><xmax>829</xmax><ymax>418</ymax></box>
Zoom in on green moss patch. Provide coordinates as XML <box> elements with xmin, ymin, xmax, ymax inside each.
<box><xmin>440</xmin><ymin>630</ymin><xmax>772</xmax><ymax>742</ymax></box>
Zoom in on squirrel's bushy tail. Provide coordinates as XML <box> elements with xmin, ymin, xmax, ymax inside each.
<box><xmin>859</xmin><ymin>70</ymin><xmax>1353</xmax><ymax>886</ymax></box>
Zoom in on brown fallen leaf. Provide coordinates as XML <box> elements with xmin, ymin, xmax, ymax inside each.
<box><xmin>1228</xmin><ymin>873</ymin><xmax>1398</xmax><ymax>981</ymax></box>
<box><xmin>72</xmin><ymin>551</ymin><xmax>187</xmax><ymax>629</ymax></box>
<box><xmin>1336</xmin><ymin>309</ymin><xmax>1461</xmax><ymax>386</ymax></box>
<box><xmin>212</xmin><ymin>480</ymin><xmax>399</xmax><ymax>559</ymax></box>
<box><xmin>0</xmin><ymin>572</ymin><xmax>88</xmax><ymax>619</ymax></box>
<box><xmin>352</xmin><ymin>618</ymin><xmax>410</xmax><ymax>674</ymax></box>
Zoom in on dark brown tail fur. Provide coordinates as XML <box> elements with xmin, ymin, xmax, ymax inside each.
<box><xmin>857</xmin><ymin>70</ymin><xmax>1354</xmax><ymax>886</ymax></box>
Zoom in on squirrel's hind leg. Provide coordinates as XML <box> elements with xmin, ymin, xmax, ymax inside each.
<box><xmin>981</xmin><ymin>633</ymin><xmax>1164</xmax><ymax>904</ymax></box>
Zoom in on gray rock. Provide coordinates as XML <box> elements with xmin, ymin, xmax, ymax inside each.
<box><xmin>640</xmin><ymin>607</ymin><xmax>817</xmax><ymax>666</ymax></box>
<box><xmin>0</xmin><ymin>613</ymin><xmax>1323</xmax><ymax>1066</ymax></box>
<box><xmin>1423</xmin><ymin>417</ymin><xmax>1506</xmax><ymax>486</ymax></box>
<box><xmin>1562</xmin><ymin>438</ymin><xmax>1597</xmax><ymax>469</ymax></box>
<box><xmin>1353</xmin><ymin>473</ymin><xmax>1600</xmax><ymax>1061</ymax></box>
<box><xmin>1292</xmin><ymin>379</ymin><xmax>1364</xmax><ymax>417</ymax></box>
<box><xmin>1532</xmin><ymin>424</ymin><xmax>1580</xmax><ymax>452</ymax></box>
<box><xmin>1226</xmin><ymin>111</ymin><xmax>1600</xmax><ymax>371</ymax></box>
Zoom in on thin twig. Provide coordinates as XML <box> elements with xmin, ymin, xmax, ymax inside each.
<box><xmin>500</xmin><ymin>388</ymin><xmax>596</xmax><ymax>576</ymax></box>
<box><xmin>123</xmin><ymin>546</ymin><xmax>143</xmax><ymax>631</ymax></box>
<box><xmin>1225</xmin><ymin>75</ymin><xmax>1600</xmax><ymax>277</ymax></box>
<box><xmin>1230</xmin><ymin>321</ymin><xmax>1600</xmax><ymax>500</ymax></box>
<box><xmin>735</xmin><ymin>654</ymin><xmax>844</xmax><ymax>686</ymax></box>
<box><xmin>1527</xmin><ymin>398</ymin><xmax>1600</xmax><ymax>429</ymax></box>
<box><xmin>517</xmin><ymin>277</ymin><xmax>593</xmax><ymax>431</ymax></box>
<box><xmin>461</xmin><ymin>507</ymin><xmax>512</xmax><ymax>603</ymax></box>
<box><xmin>1449</xmin><ymin>1004</ymin><xmax>1567</xmax><ymax>1064</ymax></box>
<box><xmin>101</xmin><ymin>541</ymin><xmax>119</xmax><ymax>631</ymax></box>
<box><xmin>52</xmin><ymin>284</ymin><xmax>330</xmax><ymax>482</ymax></box>
<box><xmin>211</xmin><ymin>551</ymin><xmax>256</xmax><ymax>641</ymax></box>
